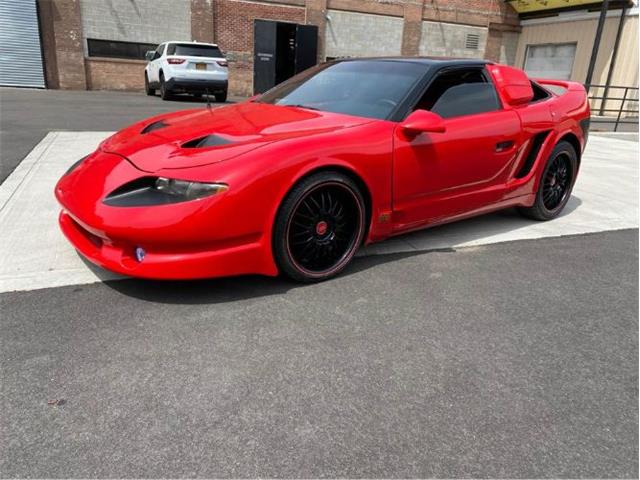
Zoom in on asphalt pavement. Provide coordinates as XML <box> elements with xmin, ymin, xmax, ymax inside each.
<box><xmin>0</xmin><ymin>87</ymin><xmax>235</xmax><ymax>184</ymax></box>
<box><xmin>0</xmin><ymin>87</ymin><xmax>638</xmax><ymax>478</ymax></box>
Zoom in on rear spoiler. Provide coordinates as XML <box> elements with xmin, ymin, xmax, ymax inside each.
<box><xmin>534</xmin><ymin>78</ymin><xmax>587</xmax><ymax>94</ymax></box>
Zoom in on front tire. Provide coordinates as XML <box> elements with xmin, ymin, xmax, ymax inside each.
<box><xmin>273</xmin><ymin>172</ymin><xmax>366</xmax><ymax>282</ymax></box>
<box><xmin>518</xmin><ymin>140</ymin><xmax>578</xmax><ymax>221</ymax></box>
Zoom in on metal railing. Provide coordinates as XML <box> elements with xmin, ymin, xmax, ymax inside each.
<box><xmin>586</xmin><ymin>84</ymin><xmax>639</xmax><ymax>132</ymax></box>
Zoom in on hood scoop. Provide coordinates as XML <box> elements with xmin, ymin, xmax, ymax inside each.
<box><xmin>141</xmin><ymin>120</ymin><xmax>168</xmax><ymax>134</ymax></box>
<box><xmin>182</xmin><ymin>134</ymin><xmax>234</xmax><ymax>148</ymax></box>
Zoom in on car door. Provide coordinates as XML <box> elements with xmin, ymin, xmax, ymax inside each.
<box><xmin>392</xmin><ymin>66</ymin><xmax>522</xmax><ymax>231</ymax></box>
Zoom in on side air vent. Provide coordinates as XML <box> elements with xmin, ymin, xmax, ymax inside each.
<box><xmin>141</xmin><ymin>120</ymin><xmax>168</xmax><ymax>134</ymax></box>
<box><xmin>465</xmin><ymin>33</ymin><xmax>480</xmax><ymax>50</ymax></box>
<box><xmin>515</xmin><ymin>130</ymin><xmax>551</xmax><ymax>179</ymax></box>
<box><xmin>182</xmin><ymin>135</ymin><xmax>233</xmax><ymax>148</ymax></box>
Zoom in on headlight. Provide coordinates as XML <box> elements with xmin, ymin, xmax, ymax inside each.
<box><xmin>154</xmin><ymin>177</ymin><xmax>228</xmax><ymax>199</ymax></box>
<box><xmin>64</xmin><ymin>155</ymin><xmax>89</xmax><ymax>176</ymax></box>
<box><xmin>103</xmin><ymin>177</ymin><xmax>228</xmax><ymax>207</ymax></box>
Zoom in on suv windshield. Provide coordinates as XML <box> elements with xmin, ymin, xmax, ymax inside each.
<box><xmin>258</xmin><ymin>60</ymin><xmax>428</xmax><ymax>120</ymax></box>
<box><xmin>168</xmin><ymin>44</ymin><xmax>223</xmax><ymax>57</ymax></box>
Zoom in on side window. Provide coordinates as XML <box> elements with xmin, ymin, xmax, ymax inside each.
<box><xmin>414</xmin><ymin>68</ymin><xmax>500</xmax><ymax>119</ymax></box>
<box><xmin>166</xmin><ymin>44</ymin><xmax>176</xmax><ymax>56</ymax></box>
<box><xmin>154</xmin><ymin>44</ymin><xmax>164</xmax><ymax>59</ymax></box>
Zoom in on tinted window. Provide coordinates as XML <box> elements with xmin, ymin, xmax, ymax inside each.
<box><xmin>258</xmin><ymin>60</ymin><xmax>428</xmax><ymax>120</ymax></box>
<box><xmin>167</xmin><ymin>44</ymin><xmax>223</xmax><ymax>57</ymax></box>
<box><xmin>87</xmin><ymin>39</ymin><xmax>157</xmax><ymax>60</ymax></box>
<box><xmin>415</xmin><ymin>68</ymin><xmax>500</xmax><ymax>118</ymax></box>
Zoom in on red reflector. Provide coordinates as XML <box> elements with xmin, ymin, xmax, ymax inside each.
<box><xmin>168</xmin><ymin>58</ymin><xmax>185</xmax><ymax>64</ymax></box>
<box><xmin>216</xmin><ymin>60</ymin><xmax>228</xmax><ymax>67</ymax></box>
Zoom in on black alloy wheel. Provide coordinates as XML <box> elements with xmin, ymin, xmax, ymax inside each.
<box><xmin>542</xmin><ymin>152</ymin><xmax>572</xmax><ymax>210</ymax></box>
<box><xmin>518</xmin><ymin>140</ymin><xmax>578</xmax><ymax>221</ymax></box>
<box><xmin>274</xmin><ymin>172</ymin><xmax>366</xmax><ymax>282</ymax></box>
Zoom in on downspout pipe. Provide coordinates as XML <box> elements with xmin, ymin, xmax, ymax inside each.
<box><xmin>599</xmin><ymin>6</ymin><xmax>628</xmax><ymax>115</ymax></box>
<box><xmin>585</xmin><ymin>0</ymin><xmax>610</xmax><ymax>88</ymax></box>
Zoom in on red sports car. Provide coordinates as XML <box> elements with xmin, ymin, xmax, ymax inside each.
<box><xmin>55</xmin><ymin>58</ymin><xmax>590</xmax><ymax>282</ymax></box>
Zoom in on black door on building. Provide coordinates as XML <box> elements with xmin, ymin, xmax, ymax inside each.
<box><xmin>253</xmin><ymin>20</ymin><xmax>318</xmax><ymax>94</ymax></box>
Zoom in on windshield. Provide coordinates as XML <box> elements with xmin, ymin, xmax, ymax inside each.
<box><xmin>257</xmin><ymin>60</ymin><xmax>428</xmax><ymax>120</ymax></box>
<box><xmin>168</xmin><ymin>44</ymin><xmax>223</xmax><ymax>58</ymax></box>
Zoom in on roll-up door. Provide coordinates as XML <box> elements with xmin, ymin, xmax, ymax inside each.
<box><xmin>0</xmin><ymin>0</ymin><xmax>46</xmax><ymax>88</ymax></box>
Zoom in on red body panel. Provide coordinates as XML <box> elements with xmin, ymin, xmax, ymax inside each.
<box><xmin>55</xmin><ymin>62</ymin><xmax>589</xmax><ymax>280</ymax></box>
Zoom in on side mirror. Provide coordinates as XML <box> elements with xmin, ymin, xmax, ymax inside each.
<box><xmin>401</xmin><ymin>109</ymin><xmax>446</xmax><ymax>134</ymax></box>
<box><xmin>145</xmin><ymin>50</ymin><xmax>155</xmax><ymax>61</ymax></box>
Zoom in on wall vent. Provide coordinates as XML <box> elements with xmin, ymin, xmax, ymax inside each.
<box><xmin>465</xmin><ymin>33</ymin><xmax>480</xmax><ymax>50</ymax></box>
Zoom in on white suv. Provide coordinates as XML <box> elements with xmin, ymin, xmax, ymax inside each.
<box><xmin>144</xmin><ymin>41</ymin><xmax>228</xmax><ymax>102</ymax></box>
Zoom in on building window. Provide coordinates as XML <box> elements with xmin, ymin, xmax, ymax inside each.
<box><xmin>87</xmin><ymin>39</ymin><xmax>157</xmax><ymax>60</ymax></box>
<box><xmin>524</xmin><ymin>43</ymin><xmax>577</xmax><ymax>80</ymax></box>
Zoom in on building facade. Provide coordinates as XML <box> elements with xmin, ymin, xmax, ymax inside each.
<box><xmin>32</xmin><ymin>0</ymin><xmax>520</xmax><ymax>96</ymax></box>
<box><xmin>2</xmin><ymin>0</ymin><xmax>636</xmax><ymax>102</ymax></box>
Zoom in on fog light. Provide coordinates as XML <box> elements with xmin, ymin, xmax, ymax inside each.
<box><xmin>135</xmin><ymin>247</ymin><xmax>146</xmax><ymax>262</ymax></box>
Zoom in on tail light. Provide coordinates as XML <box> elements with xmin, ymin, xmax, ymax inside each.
<box><xmin>216</xmin><ymin>60</ymin><xmax>228</xmax><ymax>67</ymax></box>
<box><xmin>168</xmin><ymin>58</ymin><xmax>185</xmax><ymax>64</ymax></box>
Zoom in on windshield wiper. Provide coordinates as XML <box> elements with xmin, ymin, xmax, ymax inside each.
<box><xmin>282</xmin><ymin>104</ymin><xmax>320</xmax><ymax>111</ymax></box>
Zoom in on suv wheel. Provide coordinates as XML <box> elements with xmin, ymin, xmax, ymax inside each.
<box><xmin>144</xmin><ymin>73</ymin><xmax>155</xmax><ymax>96</ymax></box>
<box><xmin>215</xmin><ymin>90</ymin><xmax>228</xmax><ymax>103</ymax></box>
<box><xmin>159</xmin><ymin>73</ymin><xmax>171</xmax><ymax>101</ymax></box>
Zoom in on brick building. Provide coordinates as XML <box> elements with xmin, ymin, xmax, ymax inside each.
<box><xmin>30</xmin><ymin>0</ymin><xmax>520</xmax><ymax>96</ymax></box>
<box><xmin>1</xmin><ymin>0</ymin><xmax>635</xmax><ymax>100</ymax></box>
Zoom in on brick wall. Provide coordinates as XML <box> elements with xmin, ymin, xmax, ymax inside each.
<box><xmin>214</xmin><ymin>0</ymin><xmax>305</xmax><ymax>96</ymax></box>
<box><xmin>38</xmin><ymin>0</ymin><xmax>86</xmax><ymax>89</ymax></box>
<box><xmin>85</xmin><ymin>58</ymin><xmax>146</xmax><ymax>91</ymax></box>
<box><xmin>39</xmin><ymin>0</ymin><xmax>522</xmax><ymax>95</ymax></box>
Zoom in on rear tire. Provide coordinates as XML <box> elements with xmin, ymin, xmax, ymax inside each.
<box><xmin>159</xmin><ymin>73</ymin><xmax>171</xmax><ymax>101</ymax></box>
<box><xmin>518</xmin><ymin>140</ymin><xmax>577</xmax><ymax>221</ymax></box>
<box><xmin>144</xmin><ymin>73</ymin><xmax>155</xmax><ymax>96</ymax></box>
<box><xmin>215</xmin><ymin>90</ymin><xmax>228</xmax><ymax>103</ymax></box>
<box><xmin>273</xmin><ymin>172</ymin><xmax>366</xmax><ymax>282</ymax></box>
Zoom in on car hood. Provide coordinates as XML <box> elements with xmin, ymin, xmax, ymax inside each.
<box><xmin>100</xmin><ymin>102</ymin><xmax>373</xmax><ymax>172</ymax></box>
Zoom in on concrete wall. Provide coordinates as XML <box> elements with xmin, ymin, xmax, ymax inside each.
<box><xmin>79</xmin><ymin>0</ymin><xmax>191</xmax><ymax>46</ymax></box>
<box><xmin>419</xmin><ymin>21</ymin><xmax>488</xmax><ymax>58</ymax></box>
<box><xmin>324</xmin><ymin>10</ymin><xmax>404</xmax><ymax>58</ymax></box>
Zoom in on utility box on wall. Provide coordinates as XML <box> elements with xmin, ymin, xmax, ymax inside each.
<box><xmin>253</xmin><ymin>20</ymin><xmax>318</xmax><ymax>94</ymax></box>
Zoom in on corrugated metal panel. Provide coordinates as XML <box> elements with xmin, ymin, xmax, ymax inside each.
<box><xmin>0</xmin><ymin>0</ymin><xmax>45</xmax><ymax>88</ymax></box>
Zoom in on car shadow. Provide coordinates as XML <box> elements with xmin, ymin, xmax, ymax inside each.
<box><xmin>101</xmin><ymin>197</ymin><xmax>583</xmax><ymax>305</ymax></box>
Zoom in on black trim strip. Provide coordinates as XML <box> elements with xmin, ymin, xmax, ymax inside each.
<box><xmin>516</xmin><ymin>130</ymin><xmax>551</xmax><ymax>178</ymax></box>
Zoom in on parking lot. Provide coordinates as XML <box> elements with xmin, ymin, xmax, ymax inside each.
<box><xmin>0</xmin><ymin>87</ymin><xmax>638</xmax><ymax>477</ymax></box>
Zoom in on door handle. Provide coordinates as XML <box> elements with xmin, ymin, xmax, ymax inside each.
<box><xmin>496</xmin><ymin>140</ymin><xmax>514</xmax><ymax>152</ymax></box>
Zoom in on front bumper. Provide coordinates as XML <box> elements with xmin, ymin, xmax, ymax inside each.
<box><xmin>58</xmin><ymin>210</ymin><xmax>268</xmax><ymax>279</ymax></box>
<box><xmin>166</xmin><ymin>77</ymin><xmax>228</xmax><ymax>94</ymax></box>
<box><xmin>55</xmin><ymin>151</ymin><xmax>277</xmax><ymax>280</ymax></box>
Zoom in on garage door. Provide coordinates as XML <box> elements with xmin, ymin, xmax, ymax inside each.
<box><xmin>524</xmin><ymin>43</ymin><xmax>577</xmax><ymax>80</ymax></box>
<box><xmin>0</xmin><ymin>0</ymin><xmax>45</xmax><ymax>88</ymax></box>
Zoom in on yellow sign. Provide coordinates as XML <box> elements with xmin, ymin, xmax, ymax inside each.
<box><xmin>506</xmin><ymin>0</ymin><xmax>602</xmax><ymax>14</ymax></box>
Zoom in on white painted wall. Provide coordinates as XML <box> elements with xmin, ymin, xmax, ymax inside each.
<box><xmin>419</xmin><ymin>21</ymin><xmax>488</xmax><ymax>59</ymax></box>
<box><xmin>324</xmin><ymin>10</ymin><xmax>403</xmax><ymax>59</ymax></box>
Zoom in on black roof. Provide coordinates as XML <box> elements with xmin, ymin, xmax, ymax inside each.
<box><xmin>335</xmin><ymin>56</ymin><xmax>492</xmax><ymax>68</ymax></box>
